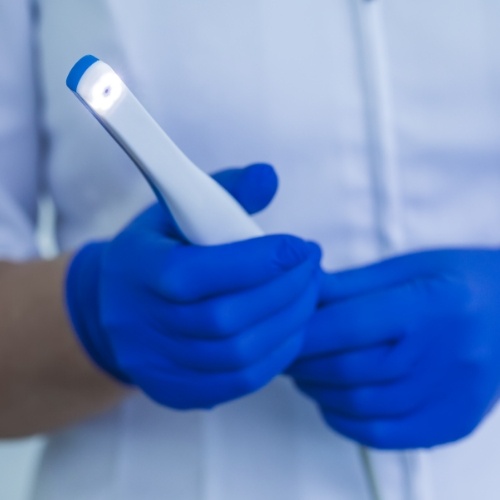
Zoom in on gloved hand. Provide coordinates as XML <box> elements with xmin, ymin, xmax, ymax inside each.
<box><xmin>66</xmin><ymin>163</ymin><xmax>322</xmax><ymax>410</ymax></box>
<box><xmin>288</xmin><ymin>249</ymin><xmax>500</xmax><ymax>449</ymax></box>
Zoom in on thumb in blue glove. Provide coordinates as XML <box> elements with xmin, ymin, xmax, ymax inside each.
<box><xmin>289</xmin><ymin>249</ymin><xmax>500</xmax><ymax>449</ymax></box>
<box><xmin>66</xmin><ymin>163</ymin><xmax>322</xmax><ymax>409</ymax></box>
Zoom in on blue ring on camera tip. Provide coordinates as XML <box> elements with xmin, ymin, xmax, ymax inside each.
<box><xmin>66</xmin><ymin>55</ymin><xmax>100</xmax><ymax>92</ymax></box>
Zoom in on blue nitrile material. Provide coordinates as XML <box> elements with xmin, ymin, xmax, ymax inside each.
<box><xmin>289</xmin><ymin>249</ymin><xmax>500</xmax><ymax>449</ymax></box>
<box><xmin>66</xmin><ymin>164</ymin><xmax>322</xmax><ymax>409</ymax></box>
<box><xmin>65</xmin><ymin>242</ymin><xmax>131</xmax><ymax>383</ymax></box>
<box><xmin>66</xmin><ymin>55</ymin><xmax>99</xmax><ymax>92</ymax></box>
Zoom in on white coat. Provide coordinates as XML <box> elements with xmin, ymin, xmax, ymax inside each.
<box><xmin>2</xmin><ymin>1</ymin><xmax>500</xmax><ymax>499</ymax></box>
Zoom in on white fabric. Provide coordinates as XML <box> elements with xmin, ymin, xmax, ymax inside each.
<box><xmin>0</xmin><ymin>1</ymin><xmax>39</xmax><ymax>260</ymax></box>
<box><xmin>1</xmin><ymin>0</ymin><xmax>500</xmax><ymax>498</ymax></box>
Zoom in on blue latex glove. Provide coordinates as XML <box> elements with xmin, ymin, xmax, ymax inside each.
<box><xmin>288</xmin><ymin>249</ymin><xmax>500</xmax><ymax>449</ymax></box>
<box><xmin>66</xmin><ymin>163</ymin><xmax>322</xmax><ymax>410</ymax></box>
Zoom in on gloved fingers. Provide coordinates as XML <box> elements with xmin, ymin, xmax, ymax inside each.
<box><xmin>299</xmin><ymin>285</ymin><xmax>421</xmax><ymax>358</ymax></box>
<box><xmin>319</xmin><ymin>250</ymin><xmax>455</xmax><ymax>304</ymax></box>
<box><xmin>211</xmin><ymin>163</ymin><xmax>278</xmax><ymax>215</ymax></box>
<box><xmin>321</xmin><ymin>382</ymin><xmax>481</xmax><ymax>449</ymax></box>
<box><xmin>302</xmin><ymin>276</ymin><xmax>445</xmax><ymax>359</ymax></box>
<box><xmin>290</xmin><ymin>314</ymin><xmax>434</xmax><ymax>386</ymax></box>
<box><xmin>149</xmin><ymin>235</ymin><xmax>321</xmax><ymax>303</ymax></box>
<box><xmin>136</xmin><ymin>331</ymin><xmax>304</xmax><ymax>409</ymax></box>
<box><xmin>288</xmin><ymin>339</ymin><xmax>423</xmax><ymax>387</ymax></box>
<box><xmin>321</xmin><ymin>411</ymin><xmax>421</xmax><ymax>450</ymax></box>
<box><xmin>147</xmin><ymin>280</ymin><xmax>317</xmax><ymax>371</ymax></box>
<box><xmin>296</xmin><ymin>355</ymin><xmax>445</xmax><ymax>420</ymax></box>
<box><xmin>153</xmin><ymin>257</ymin><xmax>320</xmax><ymax>338</ymax></box>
